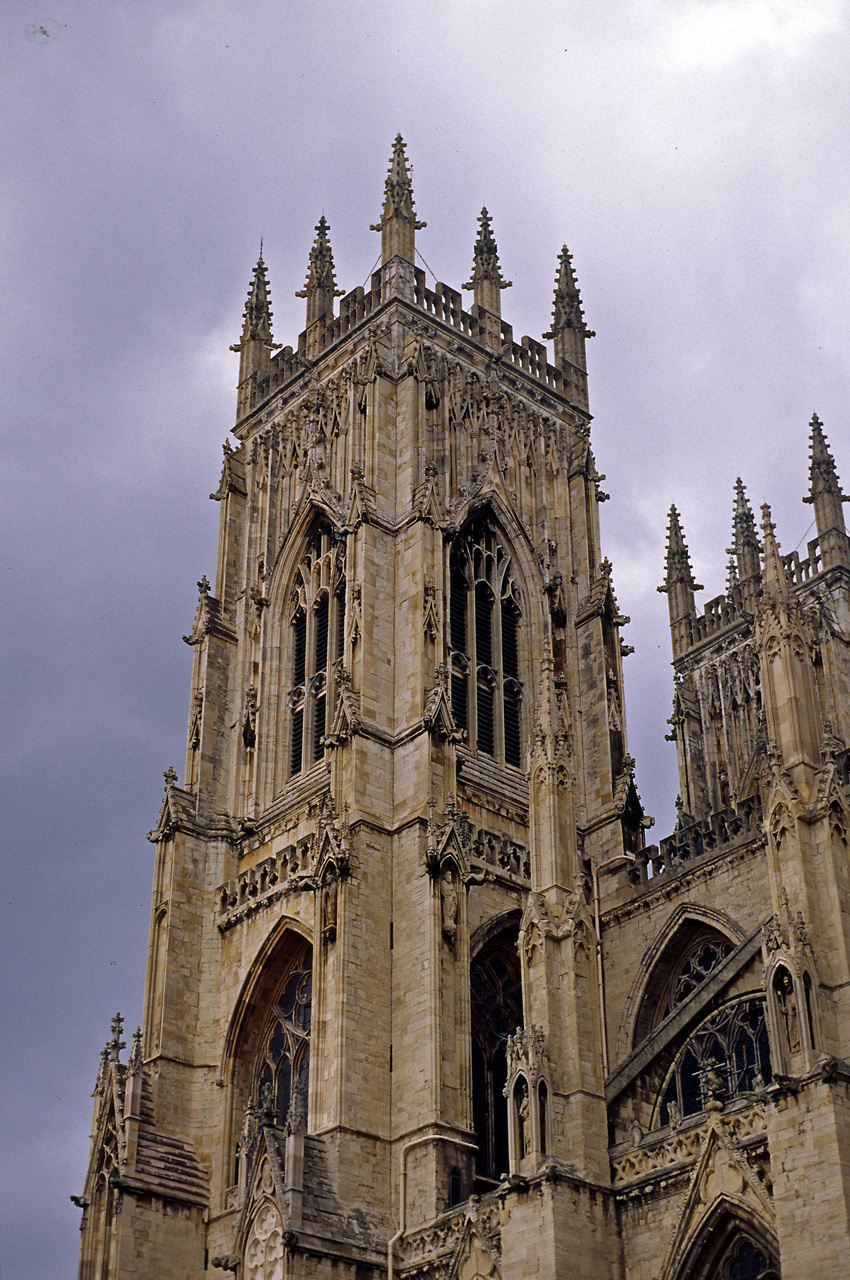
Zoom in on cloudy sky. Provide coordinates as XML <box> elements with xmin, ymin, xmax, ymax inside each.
<box><xmin>2</xmin><ymin>0</ymin><xmax>848</xmax><ymax>1272</ymax></box>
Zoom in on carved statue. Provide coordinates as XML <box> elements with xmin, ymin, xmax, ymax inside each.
<box><xmin>517</xmin><ymin>1081</ymin><xmax>530</xmax><ymax>1158</ymax></box>
<box><xmin>776</xmin><ymin>970</ymin><xmax>801</xmax><ymax>1057</ymax></box>
<box><xmin>440</xmin><ymin>866</ymin><xmax>458</xmax><ymax>942</ymax></box>
<box><xmin>322</xmin><ymin>874</ymin><xmax>338</xmax><ymax>941</ymax></box>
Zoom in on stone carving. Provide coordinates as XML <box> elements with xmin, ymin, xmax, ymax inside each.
<box><xmin>440</xmin><ymin>865</ymin><xmax>458</xmax><ymax>942</ymax></box>
<box><xmin>423</xmin><ymin>578</ymin><xmax>440</xmax><ymax>640</ymax></box>
<box><xmin>244</xmin><ymin>1200</ymin><xmax>285</xmax><ymax>1280</ymax></box>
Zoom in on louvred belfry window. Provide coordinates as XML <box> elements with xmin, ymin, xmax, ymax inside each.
<box><xmin>289</xmin><ymin>526</ymin><xmax>345</xmax><ymax>777</ymax></box>
<box><xmin>449</xmin><ymin>519</ymin><xmax>523</xmax><ymax>767</ymax></box>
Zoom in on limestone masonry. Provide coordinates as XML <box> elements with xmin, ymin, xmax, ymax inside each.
<box><xmin>77</xmin><ymin>138</ymin><xmax>850</xmax><ymax>1280</ymax></box>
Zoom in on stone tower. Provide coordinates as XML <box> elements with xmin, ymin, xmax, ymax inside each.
<box><xmin>77</xmin><ymin>143</ymin><xmax>850</xmax><ymax>1280</ymax></box>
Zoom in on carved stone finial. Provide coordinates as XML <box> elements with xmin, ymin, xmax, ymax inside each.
<box><xmin>370</xmin><ymin>135</ymin><xmax>425</xmax><ymax>265</ymax></box>
<box><xmin>163</xmin><ymin>766</ymin><xmax>178</xmax><ymax>790</ymax></box>
<box><xmin>197</xmin><ymin>575</ymin><xmax>210</xmax><ymax>596</ymax></box>
<box><xmin>128</xmin><ymin>1027</ymin><xmax>143</xmax><ymax>1074</ymax></box>
<box><xmin>109</xmin><ymin>1012</ymin><xmax>125</xmax><ymax>1064</ymax></box>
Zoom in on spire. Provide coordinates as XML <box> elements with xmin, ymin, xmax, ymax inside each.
<box><xmin>370</xmin><ymin>134</ymin><xmax>425</xmax><ymax>267</ymax></box>
<box><xmin>658</xmin><ymin>506</ymin><xmax>702</xmax><ymax>655</ymax></box>
<box><xmin>543</xmin><ymin>245</ymin><xmax>594</xmax><ymax>408</ymax></box>
<box><xmin>803</xmin><ymin>414</ymin><xmax>848</xmax><ymax>568</ymax></box>
<box><xmin>296</xmin><ymin>216</ymin><xmax>343</xmax><ymax>337</ymax></box>
<box><xmin>728</xmin><ymin>477</ymin><xmax>761</xmax><ymax>581</ymax></box>
<box><xmin>230</xmin><ymin>251</ymin><xmax>281</xmax><ymax>420</ymax></box>
<box><xmin>759</xmin><ymin>503</ymin><xmax>793</xmax><ymax>607</ymax></box>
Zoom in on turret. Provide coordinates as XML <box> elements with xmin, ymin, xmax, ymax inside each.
<box><xmin>658</xmin><ymin>505</ymin><xmax>702</xmax><ymax>658</ymax></box>
<box><xmin>229</xmin><ymin>250</ymin><xmax>280</xmax><ymax>421</ymax></box>
<box><xmin>730</xmin><ymin>476</ymin><xmax>761</xmax><ymax>583</ymax></box>
<box><xmin>543</xmin><ymin>245</ymin><xmax>594</xmax><ymax>411</ymax></box>
<box><xmin>370</xmin><ymin>134</ymin><xmax>425</xmax><ymax>299</ymax></box>
<box><xmin>803</xmin><ymin>413</ymin><xmax>849</xmax><ymax>570</ymax></box>
<box><xmin>296</xmin><ymin>216</ymin><xmax>343</xmax><ymax>358</ymax></box>
<box><xmin>462</xmin><ymin>207</ymin><xmax>511</xmax><ymax>348</ymax></box>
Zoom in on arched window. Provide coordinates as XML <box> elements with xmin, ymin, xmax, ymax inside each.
<box><xmin>288</xmin><ymin>526</ymin><xmax>345</xmax><ymax>777</ymax></box>
<box><xmin>471</xmin><ymin>922</ymin><xmax>523</xmax><ymax>1187</ymax></box>
<box><xmin>450</xmin><ymin>518</ymin><xmax>523</xmax><ymax>767</ymax></box>
<box><xmin>634</xmin><ymin>926</ymin><xmax>735</xmax><ymax>1047</ymax></box>
<box><xmin>660</xmin><ymin>998</ymin><xmax>771</xmax><ymax>1125</ymax></box>
<box><xmin>682</xmin><ymin>1223</ymin><xmax>779</xmax><ymax>1280</ymax></box>
<box><xmin>252</xmin><ymin>943</ymin><xmax>312</xmax><ymax>1127</ymax></box>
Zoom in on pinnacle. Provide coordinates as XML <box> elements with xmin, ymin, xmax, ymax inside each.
<box><xmin>760</xmin><ymin>502</ymin><xmax>793</xmax><ymax>603</ymax></box>
<box><xmin>371</xmin><ymin>134</ymin><xmax>425</xmax><ymax>234</ymax></box>
<box><xmin>543</xmin><ymin>244</ymin><xmax>594</xmax><ymax>341</ymax></box>
<box><xmin>463</xmin><ymin>207</ymin><xmax>512</xmax><ymax>291</ymax></box>
<box><xmin>296</xmin><ymin>215</ymin><xmax>343</xmax><ymax>301</ymax></box>
<box><xmin>730</xmin><ymin>477</ymin><xmax>761</xmax><ymax>556</ymax></box>
<box><xmin>660</xmin><ymin>505</ymin><xmax>702</xmax><ymax>591</ymax></box>
<box><xmin>805</xmin><ymin>412</ymin><xmax>848</xmax><ymax>504</ymax></box>
<box><xmin>232</xmin><ymin>253</ymin><xmax>276</xmax><ymax>349</ymax></box>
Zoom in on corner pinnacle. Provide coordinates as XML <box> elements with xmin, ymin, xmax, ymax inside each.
<box><xmin>543</xmin><ymin>245</ymin><xmax>594</xmax><ymax>341</ymax></box>
<box><xmin>370</xmin><ymin>135</ymin><xmax>425</xmax><ymax>265</ymax></box>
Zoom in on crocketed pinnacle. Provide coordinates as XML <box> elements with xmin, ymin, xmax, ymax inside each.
<box><xmin>727</xmin><ymin>477</ymin><xmax>761</xmax><ymax>581</ymax></box>
<box><xmin>543</xmin><ymin>245</ymin><xmax>594</xmax><ymax>340</ymax></box>
<box><xmin>760</xmin><ymin>503</ymin><xmax>792</xmax><ymax>606</ymax></box>
<box><xmin>660</xmin><ymin>506</ymin><xmax>702</xmax><ymax>592</ymax></box>
<box><xmin>370</xmin><ymin>135</ymin><xmax>425</xmax><ymax>257</ymax></box>
<box><xmin>231</xmin><ymin>252</ymin><xmax>276</xmax><ymax>349</ymax></box>
<box><xmin>296</xmin><ymin>216</ymin><xmax>343</xmax><ymax>304</ymax></box>
<box><xmin>804</xmin><ymin>413</ymin><xmax>848</xmax><ymax>506</ymax></box>
<box><xmin>463</xmin><ymin>208</ymin><xmax>512</xmax><ymax>291</ymax></box>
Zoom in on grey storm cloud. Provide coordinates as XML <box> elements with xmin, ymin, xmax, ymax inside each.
<box><xmin>1</xmin><ymin>1</ymin><xmax>848</xmax><ymax>1273</ymax></box>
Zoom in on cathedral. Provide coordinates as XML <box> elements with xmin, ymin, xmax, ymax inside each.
<box><xmin>76</xmin><ymin>138</ymin><xmax>850</xmax><ymax>1279</ymax></box>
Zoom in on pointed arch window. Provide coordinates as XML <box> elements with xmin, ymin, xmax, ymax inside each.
<box><xmin>288</xmin><ymin>526</ymin><xmax>345</xmax><ymax>777</ymax></box>
<box><xmin>660</xmin><ymin>998</ymin><xmax>771</xmax><ymax>1125</ymax></box>
<box><xmin>471</xmin><ymin>923</ymin><xmax>523</xmax><ymax>1187</ymax></box>
<box><xmin>449</xmin><ymin>519</ymin><xmax>523</xmax><ymax>767</ymax></box>
<box><xmin>253</xmin><ymin>943</ymin><xmax>313</xmax><ymax>1127</ymax></box>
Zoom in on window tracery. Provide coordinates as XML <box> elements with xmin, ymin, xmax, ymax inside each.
<box><xmin>660</xmin><ymin>999</ymin><xmax>771</xmax><ymax>1125</ymax></box>
<box><xmin>450</xmin><ymin>518</ymin><xmax>523</xmax><ymax>767</ymax></box>
<box><xmin>471</xmin><ymin>925</ymin><xmax>523</xmax><ymax>1185</ymax></box>
<box><xmin>252</xmin><ymin>943</ymin><xmax>312</xmax><ymax>1128</ymax></box>
<box><xmin>288</xmin><ymin>527</ymin><xmax>345</xmax><ymax>776</ymax></box>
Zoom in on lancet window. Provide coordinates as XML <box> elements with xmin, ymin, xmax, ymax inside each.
<box><xmin>449</xmin><ymin>519</ymin><xmax>523</xmax><ymax>767</ymax></box>
<box><xmin>471</xmin><ymin>923</ymin><xmax>523</xmax><ymax>1186</ymax></box>
<box><xmin>288</xmin><ymin>526</ymin><xmax>345</xmax><ymax>776</ymax></box>
<box><xmin>252</xmin><ymin>943</ymin><xmax>313</xmax><ymax>1127</ymax></box>
<box><xmin>660</xmin><ymin>998</ymin><xmax>771</xmax><ymax>1125</ymax></box>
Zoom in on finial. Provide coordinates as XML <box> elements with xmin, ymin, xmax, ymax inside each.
<box><xmin>760</xmin><ymin>503</ymin><xmax>775</xmax><ymax>539</ymax></box>
<box><xmin>760</xmin><ymin>502</ymin><xmax>793</xmax><ymax>604</ymax></box>
<box><xmin>129</xmin><ymin>1027</ymin><xmax>143</xmax><ymax>1073</ymax></box>
<box><xmin>259</xmin><ymin>236</ymin><xmax>263</xmax><ymax>260</ymax></box>
<box><xmin>163</xmin><ymin>766</ymin><xmax>178</xmax><ymax>790</ymax></box>
<box><xmin>109</xmin><ymin>1012</ymin><xmax>126</xmax><ymax>1064</ymax></box>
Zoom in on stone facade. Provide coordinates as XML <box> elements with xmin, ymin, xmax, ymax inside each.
<box><xmin>76</xmin><ymin>138</ymin><xmax>850</xmax><ymax>1279</ymax></box>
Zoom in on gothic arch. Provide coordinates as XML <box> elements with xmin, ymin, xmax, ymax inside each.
<box><xmin>261</xmin><ymin>513</ymin><xmax>347</xmax><ymax>797</ymax></box>
<box><xmin>221</xmin><ymin>915</ymin><xmax>313</xmax><ymax>1076</ymax></box>
<box><xmin>617</xmin><ymin>906</ymin><xmax>746</xmax><ymax>1059</ymax></box>
<box><xmin>666</xmin><ymin>1198</ymin><xmax>779</xmax><ymax>1280</ymax></box>
<box><xmin>470</xmin><ymin>915</ymin><xmax>523</xmax><ymax>1188</ymax></box>
<box><xmin>447</xmin><ymin>507</ymin><xmax>535</xmax><ymax>768</ymax></box>
<box><xmin>470</xmin><ymin>907</ymin><xmax>523</xmax><ymax>960</ymax></box>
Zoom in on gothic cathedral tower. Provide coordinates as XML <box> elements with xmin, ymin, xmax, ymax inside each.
<box><xmin>77</xmin><ymin>141</ymin><xmax>850</xmax><ymax>1280</ymax></box>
